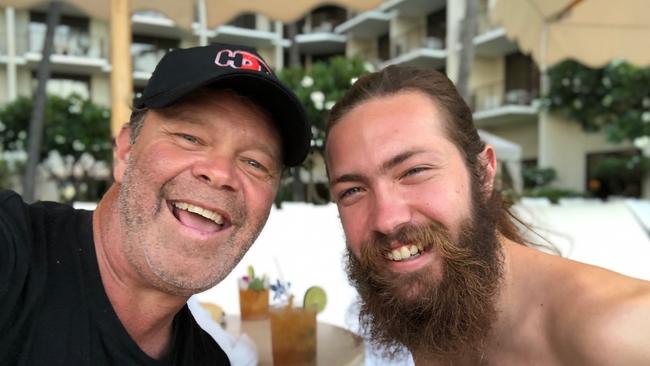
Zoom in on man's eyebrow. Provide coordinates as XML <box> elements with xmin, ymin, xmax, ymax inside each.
<box><xmin>330</xmin><ymin>173</ymin><xmax>367</xmax><ymax>186</ymax></box>
<box><xmin>330</xmin><ymin>149</ymin><xmax>428</xmax><ymax>186</ymax></box>
<box><xmin>381</xmin><ymin>149</ymin><xmax>427</xmax><ymax>172</ymax></box>
<box><xmin>159</xmin><ymin>109</ymin><xmax>206</xmax><ymax>125</ymax></box>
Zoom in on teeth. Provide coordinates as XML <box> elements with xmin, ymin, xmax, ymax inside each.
<box><xmin>400</xmin><ymin>246</ymin><xmax>410</xmax><ymax>259</ymax></box>
<box><xmin>392</xmin><ymin>250</ymin><xmax>402</xmax><ymax>261</ymax></box>
<box><xmin>173</xmin><ymin>202</ymin><xmax>224</xmax><ymax>225</ymax></box>
<box><xmin>385</xmin><ymin>244</ymin><xmax>424</xmax><ymax>262</ymax></box>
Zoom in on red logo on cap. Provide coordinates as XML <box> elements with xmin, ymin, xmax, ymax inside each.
<box><xmin>215</xmin><ymin>49</ymin><xmax>272</xmax><ymax>74</ymax></box>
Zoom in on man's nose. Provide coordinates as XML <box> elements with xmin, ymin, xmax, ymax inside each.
<box><xmin>191</xmin><ymin>155</ymin><xmax>241</xmax><ymax>191</ymax></box>
<box><xmin>370</xmin><ymin>185</ymin><xmax>411</xmax><ymax>236</ymax></box>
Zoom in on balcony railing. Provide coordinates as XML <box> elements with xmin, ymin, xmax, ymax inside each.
<box><xmin>477</xmin><ymin>12</ymin><xmax>500</xmax><ymax>35</ymax></box>
<box><xmin>132</xmin><ymin>47</ymin><xmax>167</xmax><ymax>73</ymax></box>
<box><xmin>391</xmin><ymin>26</ymin><xmax>444</xmax><ymax>58</ymax></box>
<box><xmin>1</xmin><ymin>26</ymin><xmax>29</xmax><ymax>56</ymax></box>
<box><xmin>28</xmin><ymin>23</ymin><xmax>105</xmax><ymax>59</ymax></box>
<box><xmin>470</xmin><ymin>81</ymin><xmax>538</xmax><ymax>112</ymax></box>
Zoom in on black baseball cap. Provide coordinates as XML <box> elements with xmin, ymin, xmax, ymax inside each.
<box><xmin>134</xmin><ymin>43</ymin><xmax>311</xmax><ymax>167</ymax></box>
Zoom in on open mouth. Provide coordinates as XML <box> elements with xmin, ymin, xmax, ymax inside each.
<box><xmin>384</xmin><ymin>244</ymin><xmax>426</xmax><ymax>262</ymax></box>
<box><xmin>169</xmin><ymin>201</ymin><xmax>230</xmax><ymax>234</ymax></box>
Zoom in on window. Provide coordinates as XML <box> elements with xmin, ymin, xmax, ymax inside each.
<box><xmin>228</xmin><ymin>14</ymin><xmax>256</xmax><ymax>29</ymax></box>
<box><xmin>586</xmin><ymin>150</ymin><xmax>643</xmax><ymax>199</ymax></box>
<box><xmin>131</xmin><ymin>35</ymin><xmax>179</xmax><ymax>73</ymax></box>
<box><xmin>29</xmin><ymin>12</ymin><xmax>91</xmax><ymax>57</ymax></box>
<box><xmin>505</xmin><ymin>52</ymin><xmax>540</xmax><ymax>105</ymax></box>
<box><xmin>310</xmin><ymin>6</ymin><xmax>347</xmax><ymax>32</ymax></box>
<box><xmin>378</xmin><ymin>32</ymin><xmax>390</xmax><ymax>61</ymax></box>
<box><xmin>426</xmin><ymin>8</ymin><xmax>446</xmax><ymax>48</ymax></box>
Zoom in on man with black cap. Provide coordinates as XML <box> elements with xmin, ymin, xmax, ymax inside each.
<box><xmin>0</xmin><ymin>44</ymin><xmax>310</xmax><ymax>365</ymax></box>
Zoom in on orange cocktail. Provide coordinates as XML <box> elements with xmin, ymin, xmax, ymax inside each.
<box><xmin>270</xmin><ymin>305</ymin><xmax>317</xmax><ymax>365</ymax></box>
<box><xmin>239</xmin><ymin>288</ymin><xmax>269</xmax><ymax>320</ymax></box>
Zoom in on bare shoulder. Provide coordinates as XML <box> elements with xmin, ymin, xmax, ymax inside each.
<box><xmin>546</xmin><ymin>259</ymin><xmax>650</xmax><ymax>365</ymax></box>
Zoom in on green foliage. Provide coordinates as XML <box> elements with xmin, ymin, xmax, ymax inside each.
<box><xmin>591</xmin><ymin>155</ymin><xmax>649</xmax><ymax>181</ymax></box>
<box><xmin>522</xmin><ymin>166</ymin><xmax>557</xmax><ymax>189</ymax></box>
<box><xmin>523</xmin><ymin>187</ymin><xmax>586</xmax><ymax>204</ymax></box>
<box><xmin>248</xmin><ymin>278</ymin><xmax>265</xmax><ymax>291</ymax></box>
<box><xmin>277</xmin><ymin>56</ymin><xmax>371</xmax><ymax>149</ymax></box>
<box><xmin>519</xmin><ymin>165</ymin><xmax>584</xmax><ymax>203</ymax></box>
<box><xmin>0</xmin><ymin>94</ymin><xmax>112</xmax><ymax>162</ymax></box>
<box><xmin>547</xmin><ymin>60</ymin><xmax>650</xmax><ymax>143</ymax></box>
<box><xmin>0</xmin><ymin>94</ymin><xmax>112</xmax><ymax>201</ymax></box>
<box><xmin>244</xmin><ymin>265</ymin><xmax>267</xmax><ymax>291</ymax></box>
<box><xmin>0</xmin><ymin>158</ymin><xmax>10</xmax><ymax>188</ymax></box>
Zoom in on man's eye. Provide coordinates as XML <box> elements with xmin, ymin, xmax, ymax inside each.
<box><xmin>403</xmin><ymin>166</ymin><xmax>428</xmax><ymax>178</ymax></box>
<box><xmin>178</xmin><ymin>134</ymin><xmax>199</xmax><ymax>144</ymax></box>
<box><xmin>247</xmin><ymin>159</ymin><xmax>263</xmax><ymax>170</ymax></box>
<box><xmin>339</xmin><ymin>186</ymin><xmax>362</xmax><ymax>200</ymax></box>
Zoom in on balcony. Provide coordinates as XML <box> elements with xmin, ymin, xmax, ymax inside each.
<box><xmin>131</xmin><ymin>48</ymin><xmax>166</xmax><ymax>85</ymax></box>
<box><xmin>211</xmin><ymin>25</ymin><xmax>287</xmax><ymax>49</ymax></box>
<box><xmin>131</xmin><ymin>35</ymin><xmax>179</xmax><ymax>86</ymax></box>
<box><xmin>132</xmin><ymin>11</ymin><xmax>186</xmax><ymax>39</ymax></box>
<box><xmin>295</xmin><ymin>31</ymin><xmax>347</xmax><ymax>55</ymax></box>
<box><xmin>335</xmin><ymin>10</ymin><xmax>391</xmax><ymax>38</ymax></box>
<box><xmin>25</xmin><ymin>23</ymin><xmax>108</xmax><ymax>74</ymax></box>
<box><xmin>381</xmin><ymin>28</ymin><xmax>446</xmax><ymax>69</ymax></box>
<box><xmin>471</xmin><ymin>82</ymin><xmax>539</xmax><ymax>126</ymax></box>
<box><xmin>474</xmin><ymin>12</ymin><xmax>517</xmax><ymax>57</ymax></box>
<box><xmin>380</xmin><ymin>0</ymin><xmax>446</xmax><ymax>17</ymax></box>
<box><xmin>0</xmin><ymin>30</ymin><xmax>21</xmax><ymax>64</ymax></box>
<box><xmin>293</xmin><ymin>6</ymin><xmax>348</xmax><ymax>56</ymax></box>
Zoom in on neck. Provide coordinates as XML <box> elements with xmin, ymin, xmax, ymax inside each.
<box><xmin>93</xmin><ymin>185</ymin><xmax>189</xmax><ymax>358</ymax></box>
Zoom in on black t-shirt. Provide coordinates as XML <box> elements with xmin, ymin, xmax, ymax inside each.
<box><xmin>0</xmin><ymin>190</ymin><xmax>231</xmax><ymax>365</ymax></box>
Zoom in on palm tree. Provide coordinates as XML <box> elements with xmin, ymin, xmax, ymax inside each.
<box><xmin>23</xmin><ymin>0</ymin><xmax>62</xmax><ymax>202</ymax></box>
<box><xmin>456</xmin><ymin>0</ymin><xmax>478</xmax><ymax>103</ymax></box>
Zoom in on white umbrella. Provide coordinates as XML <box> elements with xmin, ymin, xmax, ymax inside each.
<box><xmin>491</xmin><ymin>0</ymin><xmax>650</xmax><ymax>70</ymax></box>
<box><xmin>490</xmin><ymin>0</ymin><xmax>650</xmax><ymax>174</ymax></box>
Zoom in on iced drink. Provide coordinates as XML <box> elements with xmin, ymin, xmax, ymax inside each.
<box><xmin>239</xmin><ymin>288</ymin><xmax>269</xmax><ymax>320</ymax></box>
<box><xmin>270</xmin><ymin>306</ymin><xmax>317</xmax><ymax>365</ymax></box>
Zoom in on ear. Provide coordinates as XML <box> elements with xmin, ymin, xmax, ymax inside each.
<box><xmin>113</xmin><ymin>126</ymin><xmax>133</xmax><ymax>183</ymax></box>
<box><xmin>478</xmin><ymin>144</ymin><xmax>497</xmax><ymax>196</ymax></box>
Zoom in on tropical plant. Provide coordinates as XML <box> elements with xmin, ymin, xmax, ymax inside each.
<box><xmin>277</xmin><ymin>56</ymin><xmax>371</xmax><ymax>204</ymax></box>
<box><xmin>547</xmin><ymin>60</ymin><xmax>650</xmax><ymax>145</ymax></box>
<box><xmin>0</xmin><ymin>94</ymin><xmax>112</xmax><ymax>201</ymax></box>
<box><xmin>278</xmin><ymin>56</ymin><xmax>371</xmax><ymax>149</ymax></box>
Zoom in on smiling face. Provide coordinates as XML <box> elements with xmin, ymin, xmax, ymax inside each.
<box><xmin>326</xmin><ymin>90</ymin><xmax>503</xmax><ymax>358</ymax></box>
<box><xmin>113</xmin><ymin>89</ymin><xmax>281</xmax><ymax>296</ymax></box>
<box><xmin>327</xmin><ymin>90</ymin><xmax>474</xmax><ymax>275</ymax></box>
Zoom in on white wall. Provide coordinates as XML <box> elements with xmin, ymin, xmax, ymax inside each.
<box><xmin>485</xmin><ymin>121</ymin><xmax>538</xmax><ymax>160</ymax></box>
<box><xmin>539</xmin><ymin>112</ymin><xmax>634</xmax><ymax>191</ymax></box>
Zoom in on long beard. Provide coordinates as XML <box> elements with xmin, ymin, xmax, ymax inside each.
<box><xmin>345</xmin><ymin>191</ymin><xmax>503</xmax><ymax>361</ymax></box>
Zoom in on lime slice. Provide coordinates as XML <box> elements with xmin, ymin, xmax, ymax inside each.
<box><xmin>303</xmin><ymin>286</ymin><xmax>327</xmax><ymax>313</ymax></box>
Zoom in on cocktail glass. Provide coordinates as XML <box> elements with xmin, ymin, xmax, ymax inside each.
<box><xmin>239</xmin><ymin>288</ymin><xmax>269</xmax><ymax>320</ymax></box>
<box><xmin>270</xmin><ymin>305</ymin><xmax>317</xmax><ymax>365</ymax></box>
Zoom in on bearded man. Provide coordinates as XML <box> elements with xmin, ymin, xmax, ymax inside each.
<box><xmin>325</xmin><ymin>65</ymin><xmax>650</xmax><ymax>365</ymax></box>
